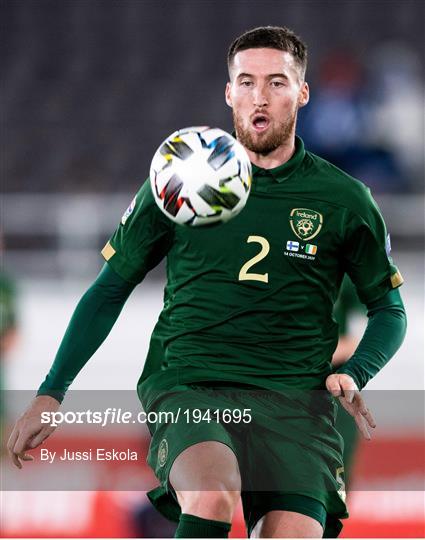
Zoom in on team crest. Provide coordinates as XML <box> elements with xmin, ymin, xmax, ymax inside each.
<box><xmin>157</xmin><ymin>439</ymin><xmax>168</xmax><ymax>468</ymax></box>
<box><xmin>336</xmin><ymin>466</ymin><xmax>346</xmax><ymax>502</ymax></box>
<box><xmin>289</xmin><ymin>208</ymin><xmax>323</xmax><ymax>241</ymax></box>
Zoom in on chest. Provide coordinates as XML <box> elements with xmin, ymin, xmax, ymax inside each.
<box><xmin>169</xmin><ymin>189</ymin><xmax>346</xmax><ymax>287</ymax></box>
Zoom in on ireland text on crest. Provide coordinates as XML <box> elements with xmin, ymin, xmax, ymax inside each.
<box><xmin>289</xmin><ymin>208</ymin><xmax>323</xmax><ymax>241</ymax></box>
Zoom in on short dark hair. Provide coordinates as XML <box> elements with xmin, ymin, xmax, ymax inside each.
<box><xmin>227</xmin><ymin>26</ymin><xmax>308</xmax><ymax>79</ymax></box>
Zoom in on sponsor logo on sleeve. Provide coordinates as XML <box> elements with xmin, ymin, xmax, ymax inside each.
<box><xmin>385</xmin><ymin>234</ymin><xmax>392</xmax><ymax>256</ymax></box>
<box><xmin>121</xmin><ymin>196</ymin><xmax>137</xmax><ymax>225</ymax></box>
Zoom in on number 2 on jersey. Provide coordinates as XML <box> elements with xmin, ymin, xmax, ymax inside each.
<box><xmin>238</xmin><ymin>235</ymin><xmax>270</xmax><ymax>283</ymax></box>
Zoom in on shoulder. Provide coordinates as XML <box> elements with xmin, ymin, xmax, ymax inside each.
<box><xmin>302</xmin><ymin>150</ymin><xmax>377</xmax><ymax>217</ymax></box>
<box><xmin>123</xmin><ymin>179</ymin><xmax>174</xmax><ymax>229</ymax></box>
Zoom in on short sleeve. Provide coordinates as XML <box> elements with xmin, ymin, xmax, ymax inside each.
<box><xmin>343</xmin><ymin>188</ymin><xmax>403</xmax><ymax>305</ymax></box>
<box><xmin>101</xmin><ymin>180</ymin><xmax>174</xmax><ymax>283</ymax></box>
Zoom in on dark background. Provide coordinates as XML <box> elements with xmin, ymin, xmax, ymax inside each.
<box><xmin>2</xmin><ymin>0</ymin><xmax>424</xmax><ymax>194</ymax></box>
<box><xmin>1</xmin><ymin>5</ymin><xmax>424</xmax><ymax>537</ymax></box>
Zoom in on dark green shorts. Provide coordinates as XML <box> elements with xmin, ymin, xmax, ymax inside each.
<box><xmin>145</xmin><ymin>383</ymin><xmax>348</xmax><ymax>537</ymax></box>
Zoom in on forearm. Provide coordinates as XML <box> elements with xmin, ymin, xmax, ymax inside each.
<box><xmin>37</xmin><ymin>264</ymin><xmax>135</xmax><ymax>402</ymax></box>
<box><xmin>335</xmin><ymin>288</ymin><xmax>407</xmax><ymax>389</ymax></box>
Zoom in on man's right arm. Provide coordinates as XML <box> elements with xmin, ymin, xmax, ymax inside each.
<box><xmin>7</xmin><ymin>263</ymin><xmax>135</xmax><ymax>468</ymax></box>
<box><xmin>8</xmin><ymin>181</ymin><xmax>175</xmax><ymax>468</ymax></box>
<box><xmin>37</xmin><ymin>263</ymin><xmax>136</xmax><ymax>402</ymax></box>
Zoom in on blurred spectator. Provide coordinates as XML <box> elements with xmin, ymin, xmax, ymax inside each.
<box><xmin>365</xmin><ymin>42</ymin><xmax>424</xmax><ymax>191</ymax></box>
<box><xmin>300</xmin><ymin>51</ymin><xmax>367</xmax><ymax>152</ymax></box>
<box><xmin>2</xmin><ymin>2</ymin><xmax>423</xmax><ymax>194</ymax></box>
<box><xmin>298</xmin><ymin>50</ymin><xmax>409</xmax><ymax>193</ymax></box>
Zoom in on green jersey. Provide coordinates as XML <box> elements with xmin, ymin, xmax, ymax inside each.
<box><xmin>102</xmin><ymin>137</ymin><xmax>403</xmax><ymax>406</ymax></box>
<box><xmin>333</xmin><ymin>275</ymin><xmax>366</xmax><ymax>337</ymax></box>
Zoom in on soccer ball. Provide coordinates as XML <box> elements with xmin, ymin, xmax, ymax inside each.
<box><xmin>150</xmin><ymin>126</ymin><xmax>252</xmax><ymax>226</ymax></box>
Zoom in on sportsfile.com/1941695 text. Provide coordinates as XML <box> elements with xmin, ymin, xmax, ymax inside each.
<box><xmin>40</xmin><ymin>407</ymin><xmax>253</xmax><ymax>427</ymax></box>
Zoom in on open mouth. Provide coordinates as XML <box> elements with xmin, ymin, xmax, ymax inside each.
<box><xmin>252</xmin><ymin>114</ymin><xmax>270</xmax><ymax>132</ymax></box>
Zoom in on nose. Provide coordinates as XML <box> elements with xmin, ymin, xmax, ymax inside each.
<box><xmin>253</xmin><ymin>85</ymin><xmax>268</xmax><ymax>108</ymax></box>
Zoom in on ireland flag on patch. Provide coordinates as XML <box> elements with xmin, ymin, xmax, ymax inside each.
<box><xmin>305</xmin><ymin>244</ymin><xmax>317</xmax><ymax>255</ymax></box>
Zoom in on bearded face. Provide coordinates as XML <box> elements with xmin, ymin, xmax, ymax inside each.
<box><xmin>225</xmin><ymin>48</ymin><xmax>308</xmax><ymax>159</ymax></box>
<box><xmin>232</xmin><ymin>104</ymin><xmax>298</xmax><ymax>156</ymax></box>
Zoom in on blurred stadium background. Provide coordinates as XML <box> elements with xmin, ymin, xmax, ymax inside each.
<box><xmin>1</xmin><ymin>0</ymin><xmax>424</xmax><ymax>537</ymax></box>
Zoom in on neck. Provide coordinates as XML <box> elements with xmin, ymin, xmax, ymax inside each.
<box><xmin>245</xmin><ymin>135</ymin><xmax>296</xmax><ymax>170</ymax></box>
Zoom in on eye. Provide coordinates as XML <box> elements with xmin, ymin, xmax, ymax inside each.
<box><xmin>240</xmin><ymin>80</ymin><xmax>253</xmax><ymax>87</ymax></box>
<box><xmin>270</xmin><ymin>80</ymin><xmax>285</xmax><ymax>88</ymax></box>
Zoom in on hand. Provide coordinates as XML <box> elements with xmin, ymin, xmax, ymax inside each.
<box><xmin>326</xmin><ymin>373</ymin><xmax>376</xmax><ymax>440</ymax></box>
<box><xmin>7</xmin><ymin>395</ymin><xmax>60</xmax><ymax>469</ymax></box>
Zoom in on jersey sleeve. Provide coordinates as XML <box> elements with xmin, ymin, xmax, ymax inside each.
<box><xmin>101</xmin><ymin>180</ymin><xmax>175</xmax><ymax>283</ymax></box>
<box><xmin>342</xmin><ymin>187</ymin><xmax>403</xmax><ymax>306</ymax></box>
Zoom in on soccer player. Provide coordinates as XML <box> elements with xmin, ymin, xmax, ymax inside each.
<box><xmin>8</xmin><ymin>27</ymin><xmax>407</xmax><ymax>538</ymax></box>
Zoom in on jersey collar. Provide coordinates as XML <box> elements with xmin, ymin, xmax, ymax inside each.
<box><xmin>251</xmin><ymin>136</ymin><xmax>306</xmax><ymax>183</ymax></box>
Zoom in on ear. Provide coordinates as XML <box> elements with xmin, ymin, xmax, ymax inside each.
<box><xmin>298</xmin><ymin>81</ymin><xmax>310</xmax><ymax>108</ymax></box>
<box><xmin>225</xmin><ymin>82</ymin><xmax>233</xmax><ymax>108</ymax></box>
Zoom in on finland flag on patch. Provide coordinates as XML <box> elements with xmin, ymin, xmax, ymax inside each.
<box><xmin>286</xmin><ymin>240</ymin><xmax>299</xmax><ymax>252</ymax></box>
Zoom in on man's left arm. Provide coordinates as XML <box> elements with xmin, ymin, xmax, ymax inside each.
<box><xmin>335</xmin><ymin>287</ymin><xmax>406</xmax><ymax>389</ymax></box>
<box><xmin>327</xmin><ymin>186</ymin><xmax>407</xmax><ymax>438</ymax></box>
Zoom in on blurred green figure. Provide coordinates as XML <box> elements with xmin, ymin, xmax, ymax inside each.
<box><xmin>0</xmin><ymin>234</ymin><xmax>19</xmax><ymax>446</ymax></box>
<box><xmin>332</xmin><ymin>276</ymin><xmax>366</xmax><ymax>488</ymax></box>
<box><xmin>0</xmin><ymin>233</ymin><xmax>18</xmax><ymax>363</ymax></box>
<box><xmin>0</xmin><ymin>271</ymin><xmax>18</xmax><ymax>362</ymax></box>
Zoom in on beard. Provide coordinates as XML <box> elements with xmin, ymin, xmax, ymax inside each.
<box><xmin>233</xmin><ymin>107</ymin><xmax>298</xmax><ymax>156</ymax></box>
